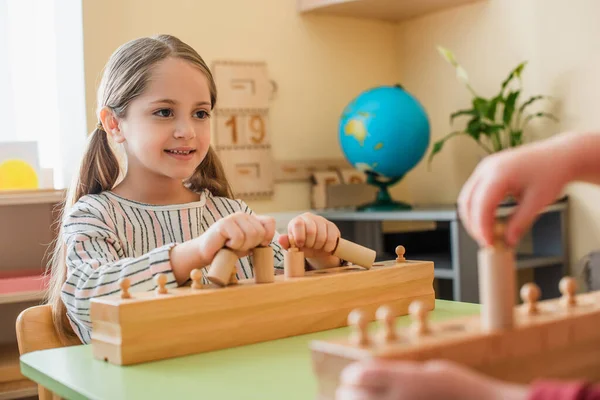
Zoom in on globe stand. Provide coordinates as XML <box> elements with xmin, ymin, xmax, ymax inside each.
<box><xmin>357</xmin><ymin>172</ymin><xmax>411</xmax><ymax>211</ymax></box>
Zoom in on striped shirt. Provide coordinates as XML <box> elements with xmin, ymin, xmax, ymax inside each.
<box><xmin>60</xmin><ymin>189</ymin><xmax>285</xmax><ymax>344</ymax></box>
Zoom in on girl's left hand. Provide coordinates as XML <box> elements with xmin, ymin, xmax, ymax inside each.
<box><xmin>278</xmin><ymin>212</ymin><xmax>341</xmax><ymax>260</ymax></box>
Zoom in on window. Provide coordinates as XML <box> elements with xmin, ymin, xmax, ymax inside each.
<box><xmin>0</xmin><ymin>0</ymin><xmax>86</xmax><ymax>189</ymax></box>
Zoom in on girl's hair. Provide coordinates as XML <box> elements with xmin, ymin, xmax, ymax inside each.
<box><xmin>46</xmin><ymin>34</ymin><xmax>232</xmax><ymax>343</ymax></box>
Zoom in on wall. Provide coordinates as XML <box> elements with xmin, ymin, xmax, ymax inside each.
<box><xmin>82</xmin><ymin>0</ymin><xmax>399</xmax><ymax>213</ymax></box>
<box><xmin>395</xmin><ymin>0</ymin><xmax>600</xmax><ymax>278</ymax></box>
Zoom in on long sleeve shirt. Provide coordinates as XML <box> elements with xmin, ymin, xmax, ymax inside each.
<box><xmin>60</xmin><ymin>189</ymin><xmax>285</xmax><ymax>344</ymax></box>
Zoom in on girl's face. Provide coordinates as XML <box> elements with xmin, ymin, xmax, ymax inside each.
<box><xmin>114</xmin><ymin>57</ymin><xmax>212</xmax><ymax>184</ymax></box>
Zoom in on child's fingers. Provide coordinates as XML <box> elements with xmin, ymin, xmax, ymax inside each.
<box><xmin>277</xmin><ymin>234</ymin><xmax>290</xmax><ymax>250</ymax></box>
<box><xmin>471</xmin><ymin>174</ymin><xmax>510</xmax><ymax>247</ymax></box>
<box><xmin>301</xmin><ymin>214</ymin><xmax>318</xmax><ymax>248</ymax></box>
<box><xmin>289</xmin><ymin>217</ymin><xmax>307</xmax><ymax>248</ymax></box>
<box><xmin>458</xmin><ymin>172</ymin><xmax>482</xmax><ymax>242</ymax></box>
<box><xmin>219</xmin><ymin>219</ymin><xmax>245</xmax><ymax>249</ymax></box>
<box><xmin>312</xmin><ymin>216</ymin><xmax>328</xmax><ymax>250</ymax></box>
<box><xmin>323</xmin><ymin>221</ymin><xmax>340</xmax><ymax>253</ymax></box>
<box><xmin>233</xmin><ymin>214</ymin><xmax>262</xmax><ymax>251</ymax></box>
<box><xmin>505</xmin><ymin>189</ymin><xmax>545</xmax><ymax>247</ymax></box>
<box><xmin>255</xmin><ymin>215</ymin><xmax>276</xmax><ymax>247</ymax></box>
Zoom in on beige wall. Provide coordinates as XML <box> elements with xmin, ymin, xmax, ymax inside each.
<box><xmin>82</xmin><ymin>0</ymin><xmax>600</xmax><ymax>277</ymax></box>
<box><xmin>395</xmin><ymin>0</ymin><xmax>600</xmax><ymax>275</ymax></box>
<box><xmin>82</xmin><ymin>0</ymin><xmax>398</xmax><ymax>213</ymax></box>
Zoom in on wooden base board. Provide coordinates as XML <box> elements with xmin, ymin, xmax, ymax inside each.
<box><xmin>310</xmin><ymin>290</ymin><xmax>600</xmax><ymax>399</ymax></box>
<box><xmin>91</xmin><ymin>259</ymin><xmax>435</xmax><ymax>365</ymax></box>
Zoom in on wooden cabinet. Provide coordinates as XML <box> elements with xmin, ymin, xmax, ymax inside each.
<box><xmin>297</xmin><ymin>0</ymin><xmax>485</xmax><ymax>22</ymax></box>
<box><xmin>0</xmin><ymin>189</ymin><xmax>64</xmax><ymax>399</ymax></box>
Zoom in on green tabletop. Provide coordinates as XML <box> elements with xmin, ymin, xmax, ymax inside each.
<box><xmin>21</xmin><ymin>300</ymin><xmax>479</xmax><ymax>400</ymax></box>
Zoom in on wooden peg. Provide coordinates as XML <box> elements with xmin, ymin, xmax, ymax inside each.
<box><xmin>559</xmin><ymin>276</ymin><xmax>577</xmax><ymax>308</ymax></box>
<box><xmin>477</xmin><ymin>222</ymin><xmax>515</xmax><ymax>332</ymax></box>
<box><xmin>520</xmin><ymin>283</ymin><xmax>541</xmax><ymax>315</ymax></box>
<box><xmin>395</xmin><ymin>245</ymin><xmax>406</xmax><ymax>262</ymax></box>
<box><xmin>284</xmin><ymin>235</ymin><xmax>305</xmax><ymax>278</ymax></box>
<box><xmin>375</xmin><ymin>305</ymin><xmax>397</xmax><ymax>343</ymax></box>
<box><xmin>190</xmin><ymin>269</ymin><xmax>203</xmax><ymax>290</ymax></box>
<box><xmin>347</xmin><ymin>309</ymin><xmax>369</xmax><ymax>346</ymax></box>
<box><xmin>332</xmin><ymin>237</ymin><xmax>376</xmax><ymax>269</ymax></box>
<box><xmin>119</xmin><ymin>278</ymin><xmax>131</xmax><ymax>299</ymax></box>
<box><xmin>207</xmin><ymin>248</ymin><xmax>238</xmax><ymax>287</ymax></box>
<box><xmin>154</xmin><ymin>273</ymin><xmax>168</xmax><ymax>295</ymax></box>
<box><xmin>409</xmin><ymin>300</ymin><xmax>430</xmax><ymax>337</ymax></box>
<box><xmin>253</xmin><ymin>246</ymin><xmax>275</xmax><ymax>284</ymax></box>
<box><xmin>229</xmin><ymin>269</ymin><xmax>238</xmax><ymax>285</ymax></box>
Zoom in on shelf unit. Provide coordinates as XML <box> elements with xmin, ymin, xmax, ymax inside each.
<box><xmin>271</xmin><ymin>198</ymin><xmax>569</xmax><ymax>302</ymax></box>
<box><xmin>297</xmin><ymin>0</ymin><xmax>485</xmax><ymax>22</ymax></box>
<box><xmin>0</xmin><ymin>189</ymin><xmax>64</xmax><ymax>399</ymax></box>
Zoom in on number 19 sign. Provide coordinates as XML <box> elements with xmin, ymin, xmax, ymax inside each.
<box><xmin>212</xmin><ymin>61</ymin><xmax>275</xmax><ymax>199</ymax></box>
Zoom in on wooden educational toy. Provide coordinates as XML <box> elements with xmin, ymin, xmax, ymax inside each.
<box><xmin>90</xmin><ymin>239</ymin><xmax>435</xmax><ymax>366</ymax></box>
<box><xmin>310</xmin><ymin>224</ymin><xmax>600</xmax><ymax>400</ymax></box>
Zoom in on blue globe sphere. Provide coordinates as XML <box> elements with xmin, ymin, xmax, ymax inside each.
<box><xmin>338</xmin><ymin>85</ymin><xmax>430</xmax><ymax>180</ymax></box>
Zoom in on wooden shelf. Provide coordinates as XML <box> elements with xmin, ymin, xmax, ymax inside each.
<box><xmin>0</xmin><ymin>379</ymin><xmax>37</xmax><ymax>400</ymax></box>
<box><xmin>0</xmin><ymin>273</ymin><xmax>48</xmax><ymax>306</ymax></box>
<box><xmin>0</xmin><ymin>189</ymin><xmax>64</xmax><ymax>207</ymax></box>
<box><xmin>297</xmin><ymin>0</ymin><xmax>485</xmax><ymax>22</ymax></box>
<box><xmin>0</xmin><ymin>344</ymin><xmax>22</xmax><ymax>384</ymax></box>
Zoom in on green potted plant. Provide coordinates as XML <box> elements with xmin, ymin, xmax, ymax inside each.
<box><xmin>428</xmin><ymin>47</ymin><xmax>558</xmax><ymax>165</ymax></box>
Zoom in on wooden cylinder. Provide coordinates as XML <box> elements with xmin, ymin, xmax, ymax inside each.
<box><xmin>253</xmin><ymin>246</ymin><xmax>275</xmax><ymax>283</ymax></box>
<box><xmin>207</xmin><ymin>248</ymin><xmax>238</xmax><ymax>287</ymax></box>
<box><xmin>284</xmin><ymin>248</ymin><xmax>305</xmax><ymax>278</ymax></box>
<box><xmin>332</xmin><ymin>238</ymin><xmax>376</xmax><ymax>269</ymax></box>
<box><xmin>478</xmin><ymin>245</ymin><xmax>515</xmax><ymax>332</ymax></box>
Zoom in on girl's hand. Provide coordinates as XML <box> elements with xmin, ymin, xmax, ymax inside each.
<box><xmin>278</xmin><ymin>212</ymin><xmax>341</xmax><ymax>268</ymax></box>
<box><xmin>198</xmin><ymin>212</ymin><xmax>275</xmax><ymax>265</ymax></box>
<box><xmin>336</xmin><ymin>359</ymin><xmax>528</xmax><ymax>400</ymax></box>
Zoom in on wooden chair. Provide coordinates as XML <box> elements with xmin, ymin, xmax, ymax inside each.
<box><xmin>15</xmin><ymin>304</ymin><xmax>64</xmax><ymax>400</ymax></box>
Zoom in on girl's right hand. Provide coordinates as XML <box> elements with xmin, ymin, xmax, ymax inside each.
<box><xmin>197</xmin><ymin>212</ymin><xmax>276</xmax><ymax>265</ymax></box>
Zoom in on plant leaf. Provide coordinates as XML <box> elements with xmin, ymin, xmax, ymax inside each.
<box><xmin>503</xmin><ymin>90</ymin><xmax>521</xmax><ymax>125</ymax></box>
<box><xmin>428</xmin><ymin>131</ymin><xmax>462</xmax><ymax>165</ymax></box>
<box><xmin>472</xmin><ymin>97</ymin><xmax>488</xmax><ymax>116</ymax></box>
<box><xmin>501</xmin><ymin>62</ymin><xmax>527</xmax><ymax>91</ymax></box>
<box><xmin>523</xmin><ymin>112</ymin><xmax>559</xmax><ymax>126</ymax></box>
<box><xmin>466</xmin><ymin>117</ymin><xmax>482</xmax><ymax>140</ymax></box>
<box><xmin>437</xmin><ymin>46</ymin><xmax>458</xmax><ymax>67</ymax></box>
<box><xmin>518</xmin><ymin>95</ymin><xmax>548</xmax><ymax>114</ymax></box>
<box><xmin>510</xmin><ymin>130</ymin><xmax>523</xmax><ymax>147</ymax></box>
<box><xmin>450</xmin><ymin>109</ymin><xmax>477</xmax><ymax>124</ymax></box>
<box><xmin>486</xmin><ymin>95</ymin><xmax>502</xmax><ymax>121</ymax></box>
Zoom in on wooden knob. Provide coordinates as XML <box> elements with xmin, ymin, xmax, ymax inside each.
<box><xmin>492</xmin><ymin>223</ymin><xmax>506</xmax><ymax>248</ymax></box>
<box><xmin>520</xmin><ymin>283</ymin><xmax>540</xmax><ymax>315</ymax></box>
<box><xmin>348</xmin><ymin>309</ymin><xmax>369</xmax><ymax>346</ymax></box>
<box><xmin>375</xmin><ymin>305</ymin><xmax>396</xmax><ymax>342</ymax></box>
<box><xmin>559</xmin><ymin>276</ymin><xmax>577</xmax><ymax>307</ymax></box>
<box><xmin>119</xmin><ymin>278</ymin><xmax>131</xmax><ymax>299</ymax></box>
<box><xmin>154</xmin><ymin>273</ymin><xmax>168</xmax><ymax>295</ymax></box>
<box><xmin>190</xmin><ymin>269</ymin><xmax>203</xmax><ymax>290</ymax></box>
<box><xmin>395</xmin><ymin>245</ymin><xmax>406</xmax><ymax>262</ymax></box>
<box><xmin>409</xmin><ymin>300</ymin><xmax>430</xmax><ymax>337</ymax></box>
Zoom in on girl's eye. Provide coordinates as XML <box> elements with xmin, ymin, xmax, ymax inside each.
<box><xmin>154</xmin><ymin>109</ymin><xmax>173</xmax><ymax>118</ymax></box>
<box><xmin>195</xmin><ymin>110</ymin><xmax>210</xmax><ymax>119</ymax></box>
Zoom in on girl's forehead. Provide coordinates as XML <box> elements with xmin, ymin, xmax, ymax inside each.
<box><xmin>143</xmin><ymin>57</ymin><xmax>211</xmax><ymax>101</ymax></box>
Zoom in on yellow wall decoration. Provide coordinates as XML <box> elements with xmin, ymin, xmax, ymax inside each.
<box><xmin>0</xmin><ymin>159</ymin><xmax>39</xmax><ymax>190</ymax></box>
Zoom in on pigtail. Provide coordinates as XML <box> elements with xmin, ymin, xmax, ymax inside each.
<box><xmin>46</xmin><ymin>126</ymin><xmax>120</xmax><ymax>344</ymax></box>
<box><xmin>186</xmin><ymin>146</ymin><xmax>233</xmax><ymax>198</ymax></box>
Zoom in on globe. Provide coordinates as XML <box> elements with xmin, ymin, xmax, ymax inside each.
<box><xmin>338</xmin><ymin>84</ymin><xmax>430</xmax><ymax>211</ymax></box>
